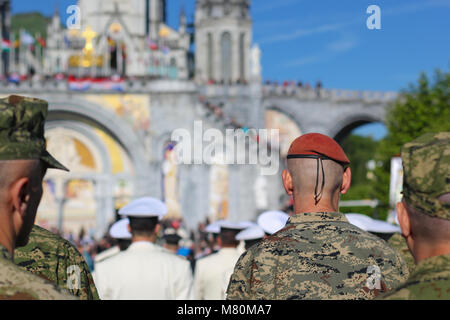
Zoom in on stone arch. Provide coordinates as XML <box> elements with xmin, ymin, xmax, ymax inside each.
<box><xmin>45</xmin><ymin>121</ymin><xmax>113</xmax><ymax>174</ymax></box>
<box><xmin>264</xmin><ymin>105</ymin><xmax>304</xmax><ymax>138</ymax></box>
<box><xmin>330</xmin><ymin>114</ymin><xmax>385</xmax><ymax>143</ymax></box>
<box><xmin>45</xmin><ymin>97</ymin><xmax>148</xmax><ymax>176</ymax></box>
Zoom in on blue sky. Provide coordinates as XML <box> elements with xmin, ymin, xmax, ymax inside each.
<box><xmin>11</xmin><ymin>0</ymin><xmax>450</xmax><ymax>140</ymax></box>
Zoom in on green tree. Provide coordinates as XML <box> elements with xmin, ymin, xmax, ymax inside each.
<box><xmin>11</xmin><ymin>12</ymin><xmax>51</xmax><ymax>40</ymax></box>
<box><xmin>373</xmin><ymin>69</ymin><xmax>450</xmax><ymax>220</ymax></box>
<box><xmin>340</xmin><ymin>134</ymin><xmax>379</xmax><ymax>216</ymax></box>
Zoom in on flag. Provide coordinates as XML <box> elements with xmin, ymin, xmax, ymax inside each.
<box><xmin>20</xmin><ymin>31</ymin><xmax>35</xmax><ymax>45</ymax></box>
<box><xmin>37</xmin><ymin>36</ymin><xmax>46</xmax><ymax>47</ymax></box>
<box><xmin>147</xmin><ymin>37</ymin><xmax>158</xmax><ymax>50</ymax></box>
<box><xmin>1</xmin><ymin>39</ymin><xmax>11</xmax><ymax>51</ymax></box>
<box><xmin>8</xmin><ymin>73</ymin><xmax>20</xmax><ymax>84</ymax></box>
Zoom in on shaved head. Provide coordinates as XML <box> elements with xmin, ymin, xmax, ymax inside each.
<box><xmin>0</xmin><ymin>159</ymin><xmax>43</xmax><ymax>192</ymax></box>
<box><xmin>405</xmin><ymin>196</ymin><xmax>450</xmax><ymax>244</ymax></box>
<box><xmin>285</xmin><ymin>158</ymin><xmax>349</xmax><ymax>210</ymax></box>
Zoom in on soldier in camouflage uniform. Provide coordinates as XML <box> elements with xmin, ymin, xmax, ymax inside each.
<box><xmin>15</xmin><ymin>224</ymin><xmax>100</xmax><ymax>300</ymax></box>
<box><xmin>388</xmin><ymin>232</ymin><xmax>415</xmax><ymax>273</ymax></box>
<box><xmin>227</xmin><ymin>133</ymin><xmax>409</xmax><ymax>300</ymax></box>
<box><xmin>382</xmin><ymin>132</ymin><xmax>450</xmax><ymax>300</ymax></box>
<box><xmin>0</xmin><ymin>95</ymin><xmax>75</xmax><ymax>299</ymax></box>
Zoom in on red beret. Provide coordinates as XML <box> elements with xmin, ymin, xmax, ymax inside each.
<box><xmin>287</xmin><ymin>133</ymin><xmax>350</xmax><ymax>165</ymax></box>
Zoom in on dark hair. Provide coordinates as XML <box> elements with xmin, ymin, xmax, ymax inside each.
<box><xmin>406</xmin><ymin>200</ymin><xmax>450</xmax><ymax>242</ymax></box>
<box><xmin>164</xmin><ymin>234</ymin><xmax>181</xmax><ymax>245</ymax></box>
<box><xmin>219</xmin><ymin>228</ymin><xmax>240</xmax><ymax>247</ymax></box>
<box><xmin>117</xmin><ymin>239</ymin><xmax>132</xmax><ymax>251</ymax></box>
<box><xmin>128</xmin><ymin>217</ymin><xmax>159</xmax><ymax>236</ymax></box>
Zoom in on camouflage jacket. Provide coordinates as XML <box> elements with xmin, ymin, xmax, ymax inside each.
<box><xmin>14</xmin><ymin>225</ymin><xmax>99</xmax><ymax>300</ymax></box>
<box><xmin>388</xmin><ymin>233</ymin><xmax>416</xmax><ymax>273</ymax></box>
<box><xmin>226</xmin><ymin>212</ymin><xmax>410</xmax><ymax>300</ymax></box>
<box><xmin>0</xmin><ymin>245</ymin><xmax>75</xmax><ymax>300</ymax></box>
<box><xmin>381</xmin><ymin>253</ymin><xmax>450</xmax><ymax>300</ymax></box>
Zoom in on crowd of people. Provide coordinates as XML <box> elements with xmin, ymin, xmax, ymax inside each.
<box><xmin>0</xmin><ymin>94</ymin><xmax>448</xmax><ymax>300</ymax></box>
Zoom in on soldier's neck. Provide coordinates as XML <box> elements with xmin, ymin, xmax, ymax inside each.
<box><xmin>293</xmin><ymin>194</ymin><xmax>339</xmax><ymax>214</ymax></box>
<box><xmin>132</xmin><ymin>235</ymin><xmax>156</xmax><ymax>243</ymax></box>
<box><xmin>411</xmin><ymin>240</ymin><xmax>450</xmax><ymax>264</ymax></box>
<box><xmin>0</xmin><ymin>230</ymin><xmax>14</xmax><ymax>258</ymax></box>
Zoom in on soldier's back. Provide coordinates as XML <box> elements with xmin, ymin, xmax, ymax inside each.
<box><xmin>227</xmin><ymin>212</ymin><xmax>409</xmax><ymax>300</ymax></box>
<box><xmin>382</xmin><ymin>253</ymin><xmax>450</xmax><ymax>300</ymax></box>
<box><xmin>0</xmin><ymin>246</ymin><xmax>75</xmax><ymax>300</ymax></box>
<box><xmin>194</xmin><ymin>248</ymin><xmax>242</xmax><ymax>300</ymax></box>
<box><xmin>14</xmin><ymin>225</ymin><xmax>99</xmax><ymax>300</ymax></box>
<box><xmin>94</xmin><ymin>241</ymin><xmax>193</xmax><ymax>300</ymax></box>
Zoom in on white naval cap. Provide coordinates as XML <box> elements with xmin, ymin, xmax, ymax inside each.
<box><xmin>366</xmin><ymin>218</ymin><xmax>401</xmax><ymax>233</ymax></box>
<box><xmin>257</xmin><ymin>210</ymin><xmax>289</xmax><ymax>235</ymax></box>
<box><xmin>219</xmin><ymin>220</ymin><xmax>254</xmax><ymax>231</ymax></box>
<box><xmin>109</xmin><ymin>218</ymin><xmax>132</xmax><ymax>240</ymax></box>
<box><xmin>205</xmin><ymin>220</ymin><xmax>254</xmax><ymax>233</ymax></box>
<box><xmin>345</xmin><ymin>213</ymin><xmax>401</xmax><ymax>233</ymax></box>
<box><xmin>119</xmin><ymin>197</ymin><xmax>168</xmax><ymax>220</ymax></box>
<box><xmin>345</xmin><ymin>213</ymin><xmax>373</xmax><ymax>231</ymax></box>
<box><xmin>236</xmin><ymin>225</ymin><xmax>265</xmax><ymax>241</ymax></box>
<box><xmin>205</xmin><ymin>220</ymin><xmax>225</xmax><ymax>234</ymax></box>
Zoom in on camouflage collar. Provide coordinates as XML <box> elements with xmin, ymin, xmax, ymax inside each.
<box><xmin>287</xmin><ymin>212</ymin><xmax>349</xmax><ymax>224</ymax></box>
<box><xmin>0</xmin><ymin>244</ymin><xmax>12</xmax><ymax>261</ymax></box>
<box><xmin>411</xmin><ymin>253</ymin><xmax>450</xmax><ymax>279</ymax></box>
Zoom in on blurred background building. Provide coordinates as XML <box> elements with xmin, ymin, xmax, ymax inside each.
<box><xmin>0</xmin><ymin>0</ymin><xmax>398</xmax><ymax>239</ymax></box>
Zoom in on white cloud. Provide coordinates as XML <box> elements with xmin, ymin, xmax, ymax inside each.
<box><xmin>283</xmin><ymin>34</ymin><xmax>359</xmax><ymax>67</ymax></box>
<box><xmin>327</xmin><ymin>37</ymin><xmax>359</xmax><ymax>53</ymax></box>
<box><xmin>260</xmin><ymin>22</ymin><xmax>348</xmax><ymax>45</ymax></box>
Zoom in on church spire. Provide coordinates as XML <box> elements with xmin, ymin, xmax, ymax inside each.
<box><xmin>179</xmin><ymin>3</ymin><xmax>186</xmax><ymax>34</ymax></box>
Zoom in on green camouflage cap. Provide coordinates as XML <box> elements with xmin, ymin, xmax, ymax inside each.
<box><xmin>401</xmin><ymin>132</ymin><xmax>450</xmax><ymax>220</ymax></box>
<box><xmin>0</xmin><ymin>95</ymin><xmax>68</xmax><ymax>171</ymax></box>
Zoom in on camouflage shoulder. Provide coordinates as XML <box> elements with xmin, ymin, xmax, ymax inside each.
<box><xmin>356</xmin><ymin>227</ymin><xmax>411</xmax><ymax>289</ymax></box>
<box><xmin>380</xmin><ymin>279</ymin><xmax>450</xmax><ymax>300</ymax></box>
<box><xmin>226</xmin><ymin>248</ymin><xmax>255</xmax><ymax>300</ymax></box>
<box><xmin>0</xmin><ymin>257</ymin><xmax>76</xmax><ymax>300</ymax></box>
<box><xmin>59</xmin><ymin>239</ymin><xmax>100</xmax><ymax>300</ymax></box>
<box><xmin>18</xmin><ymin>225</ymin><xmax>99</xmax><ymax>300</ymax></box>
<box><xmin>388</xmin><ymin>233</ymin><xmax>415</xmax><ymax>273</ymax></box>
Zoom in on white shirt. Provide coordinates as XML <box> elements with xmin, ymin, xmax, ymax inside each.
<box><xmin>94</xmin><ymin>246</ymin><xmax>120</xmax><ymax>264</ymax></box>
<box><xmin>94</xmin><ymin>241</ymin><xmax>194</xmax><ymax>300</ymax></box>
<box><xmin>193</xmin><ymin>247</ymin><xmax>243</xmax><ymax>300</ymax></box>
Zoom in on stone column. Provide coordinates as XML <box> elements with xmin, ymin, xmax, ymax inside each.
<box><xmin>94</xmin><ymin>175</ymin><xmax>115</xmax><ymax>240</ymax></box>
<box><xmin>213</xmin><ymin>30</ymin><xmax>221</xmax><ymax>82</ymax></box>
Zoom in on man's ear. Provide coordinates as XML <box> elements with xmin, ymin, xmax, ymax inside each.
<box><xmin>340</xmin><ymin>167</ymin><xmax>352</xmax><ymax>195</ymax></box>
<box><xmin>397</xmin><ymin>201</ymin><xmax>411</xmax><ymax>239</ymax></box>
<box><xmin>282</xmin><ymin>169</ymin><xmax>294</xmax><ymax>196</ymax></box>
<box><xmin>10</xmin><ymin>177</ymin><xmax>30</xmax><ymax>218</ymax></box>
